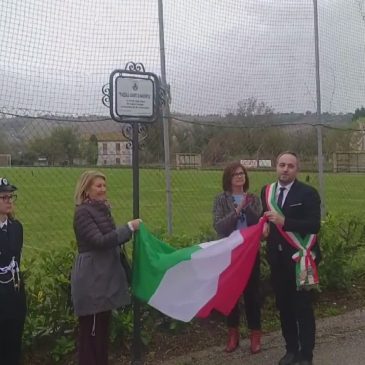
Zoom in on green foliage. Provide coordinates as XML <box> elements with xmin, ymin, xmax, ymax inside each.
<box><xmin>319</xmin><ymin>214</ymin><xmax>365</xmax><ymax>290</ymax></box>
<box><xmin>0</xmin><ymin>131</ymin><xmax>9</xmax><ymax>154</ymax></box>
<box><xmin>23</xmin><ymin>245</ymin><xmax>140</xmax><ymax>362</ymax></box>
<box><xmin>28</xmin><ymin>127</ymin><xmax>81</xmax><ymax>165</ymax></box>
<box><xmin>51</xmin><ymin>335</ymin><xmax>76</xmax><ymax>363</ymax></box>
<box><xmin>80</xmin><ymin>134</ymin><xmax>98</xmax><ymax>165</ymax></box>
<box><xmin>140</xmin><ymin>121</ymin><xmax>165</xmax><ymax>164</ymax></box>
<box><xmin>156</xmin><ymin>224</ymin><xmax>216</xmax><ymax>248</ymax></box>
<box><xmin>352</xmin><ymin>106</ymin><xmax>365</xmax><ymax>121</ymax></box>
<box><xmin>110</xmin><ymin>308</ymin><xmax>133</xmax><ymax>348</ymax></box>
<box><xmin>323</xmin><ymin>128</ymin><xmax>353</xmax><ymax>158</ymax></box>
<box><xmin>23</xmin><ymin>243</ymin><xmax>77</xmax><ymax>362</ymax></box>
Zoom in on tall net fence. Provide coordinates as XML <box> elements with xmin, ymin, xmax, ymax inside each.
<box><xmin>1</xmin><ymin>0</ymin><xmax>365</xmax><ymax>253</ymax></box>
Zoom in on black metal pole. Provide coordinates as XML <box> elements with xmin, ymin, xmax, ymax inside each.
<box><xmin>158</xmin><ymin>0</ymin><xmax>173</xmax><ymax>234</ymax></box>
<box><xmin>313</xmin><ymin>0</ymin><xmax>325</xmax><ymax>218</ymax></box>
<box><xmin>131</xmin><ymin>122</ymin><xmax>142</xmax><ymax>364</ymax></box>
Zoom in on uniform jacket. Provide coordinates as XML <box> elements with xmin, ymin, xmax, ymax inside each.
<box><xmin>261</xmin><ymin>180</ymin><xmax>321</xmax><ymax>267</ymax></box>
<box><xmin>71</xmin><ymin>200</ymin><xmax>133</xmax><ymax>317</ymax></box>
<box><xmin>0</xmin><ymin>219</ymin><xmax>26</xmax><ymax>320</ymax></box>
<box><xmin>213</xmin><ymin>191</ymin><xmax>262</xmax><ymax>238</ymax></box>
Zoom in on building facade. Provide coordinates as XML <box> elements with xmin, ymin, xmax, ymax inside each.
<box><xmin>95</xmin><ymin>133</ymin><xmax>132</xmax><ymax>166</ymax></box>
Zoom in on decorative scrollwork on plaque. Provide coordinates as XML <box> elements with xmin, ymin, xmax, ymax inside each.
<box><xmin>125</xmin><ymin>62</ymin><xmax>145</xmax><ymax>73</ymax></box>
<box><xmin>157</xmin><ymin>81</ymin><xmax>171</xmax><ymax>108</ymax></box>
<box><xmin>121</xmin><ymin>124</ymin><xmax>148</xmax><ymax>149</ymax></box>
<box><xmin>138</xmin><ymin>125</ymin><xmax>148</xmax><ymax>144</ymax></box>
<box><xmin>102</xmin><ymin>83</ymin><xmax>110</xmax><ymax>108</ymax></box>
<box><xmin>159</xmin><ymin>86</ymin><xmax>166</xmax><ymax>107</ymax></box>
<box><xmin>121</xmin><ymin>124</ymin><xmax>132</xmax><ymax>140</ymax></box>
<box><xmin>166</xmin><ymin>83</ymin><xmax>171</xmax><ymax>105</ymax></box>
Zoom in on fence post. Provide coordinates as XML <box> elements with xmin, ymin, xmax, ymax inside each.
<box><xmin>158</xmin><ymin>0</ymin><xmax>173</xmax><ymax>234</ymax></box>
<box><xmin>313</xmin><ymin>0</ymin><xmax>326</xmax><ymax>218</ymax></box>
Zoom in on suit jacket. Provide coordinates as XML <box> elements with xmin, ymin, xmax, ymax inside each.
<box><xmin>261</xmin><ymin>180</ymin><xmax>321</xmax><ymax>267</ymax></box>
<box><xmin>0</xmin><ymin>219</ymin><xmax>26</xmax><ymax>320</ymax></box>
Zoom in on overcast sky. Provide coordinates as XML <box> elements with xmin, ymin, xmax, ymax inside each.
<box><xmin>0</xmin><ymin>0</ymin><xmax>364</xmax><ymax>117</ymax></box>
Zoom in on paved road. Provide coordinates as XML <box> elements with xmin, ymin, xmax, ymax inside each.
<box><xmin>160</xmin><ymin>309</ymin><xmax>365</xmax><ymax>365</ymax></box>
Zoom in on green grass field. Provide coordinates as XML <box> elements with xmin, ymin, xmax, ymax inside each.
<box><xmin>0</xmin><ymin>166</ymin><xmax>364</xmax><ymax>257</ymax></box>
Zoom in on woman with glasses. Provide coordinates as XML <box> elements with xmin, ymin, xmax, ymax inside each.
<box><xmin>71</xmin><ymin>171</ymin><xmax>141</xmax><ymax>365</ymax></box>
<box><xmin>0</xmin><ymin>177</ymin><xmax>26</xmax><ymax>365</ymax></box>
<box><xmin>212</xmin><ymin>162</ymin><xmax>263</xmax><ymax>355</ymax></box>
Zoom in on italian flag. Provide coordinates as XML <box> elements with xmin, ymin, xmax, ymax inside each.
<box><xmin>132</xmin><ymin>220</ymin><xmax>264</xmax><ymax>322</ymax></box>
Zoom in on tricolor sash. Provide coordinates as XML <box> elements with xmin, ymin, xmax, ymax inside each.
<box><xmin>265</xmin><ymin>183</ymin><xmax>319</xmax><ymax>290</ymax></box>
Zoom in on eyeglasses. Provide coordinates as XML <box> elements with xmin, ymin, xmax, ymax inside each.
<box><xmin>0</xmin><ymin>194</ymin><xmax>17</xmax><ymax>202</ymax></box>
<box><xmin>232</xmin><ymin>172</ymin><xmax>245</xmax><ymax>177</ymax></box>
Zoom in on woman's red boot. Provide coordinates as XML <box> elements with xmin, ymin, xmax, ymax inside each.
<box><xmin>224</xmin><ymin>327</ymin><xmax>239</xmax><ymax>353</ymax></box>
<box><xmin>250</xmin><ymin>330</ymin><xmax>262</xmax><ymax>354</ymax></box>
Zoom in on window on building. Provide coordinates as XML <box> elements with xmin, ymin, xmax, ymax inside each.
<box><xmin>103</xmin><ymin>143</ymin><xmax>107</xmax><ymax>154</ymax></box>
<box><xmin>103</xmin><ymin>159</ymin><xmax>107</xmax><ymax>165</ymax></box>
<box><xmin>116</xmin><ymin>157</ymin><xmax>121</xmax><ymax>165</ymax></box>
<box><xmin>116</xmin><ymin>143</ymin><xmax>121</xmax><ymax>153</ymax></box>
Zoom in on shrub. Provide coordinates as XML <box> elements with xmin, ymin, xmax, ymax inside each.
<box><xmin>22</xmin><ymin>243</ymin><xmax>77</xmax><ymax>362</ymax></box>
<box><xmin>318</xmin><ymin>214</ymin><xmax>365</xmax><ymax>290</ymax></box>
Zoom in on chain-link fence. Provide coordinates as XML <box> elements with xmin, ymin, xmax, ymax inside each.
<box><xmin>1</xmin><ymin>0</ymin><xmax>365</xmax><ymax>253</ymax></box>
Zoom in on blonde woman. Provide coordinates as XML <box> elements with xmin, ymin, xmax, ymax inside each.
<box><xmin>71</xmin><ymin>171</ymin><xmax>141</xmax><ymax>365</ymax></box>
<box><xmin>0</xmin><ymin>177</ymin><xmax>26</xmax><ymax>365</ymax></box>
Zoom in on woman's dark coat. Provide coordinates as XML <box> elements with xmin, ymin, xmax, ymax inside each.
<box><xmin>71</xmin><ymin>200</ymin><xmax>133</xmax><ymax>317</ymax></box>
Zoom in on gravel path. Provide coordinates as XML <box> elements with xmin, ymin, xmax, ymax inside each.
<box><xmin>159</xmin><ymin>309</ymin><xmax>365</xmax><ymax>365</ymax></box>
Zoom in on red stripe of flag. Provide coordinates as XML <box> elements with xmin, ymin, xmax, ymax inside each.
<box><xmin>196</xmin><ymin>220</ymin><xmax>264</xmax><ymax>318</ymax></box>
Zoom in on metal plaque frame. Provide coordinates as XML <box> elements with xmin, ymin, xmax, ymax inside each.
<box><xmin>104</xmin><ymin>62</ymin><xmax>161</xmax><ymax>124</ymax></box>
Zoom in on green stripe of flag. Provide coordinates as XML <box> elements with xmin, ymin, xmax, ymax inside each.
<box><xmin>132</xmin><ymin>223</ymin><xmax>201</xmax><ymax>302</ymax></box>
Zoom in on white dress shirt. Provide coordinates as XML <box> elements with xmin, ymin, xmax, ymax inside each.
<box><xmin>0</xmin><ymin>218</ymin><xmax>8</xmax><ymax>230</ymax></box>
<box><xmin>276</xmin><ymin>181</ymin><xmax>294</xmax><ymax>207</ymax></box>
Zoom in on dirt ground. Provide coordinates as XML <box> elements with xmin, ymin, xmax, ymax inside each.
<box><xmin>109</xmin><ymin>284</ymin><xmax>365</xmax><ymax>365</ymax></box>
<box><xmin>157</xmin><ymin>308</ymin><xmax>365</xmax><ymax>365</ymax></box>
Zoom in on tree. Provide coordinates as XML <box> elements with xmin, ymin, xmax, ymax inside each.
<box><xmin>237</xmin><ymin>97</ymin><xmax>274</xmax><ymax>117</ymax></box>
<box><xmin>323</xmin><ymin>129</ymin><xmax>353</xmax><ymax>159</ymax></box>
<box><xmin>202</xmin><ymin>129</ymin><xmax>248</xmax><ymax>164</ymax></box>
<box><xmin>80</xmin><ymin>134</ymin><xmax>98</xmax><ymax>165</ymax></box>
<box><xmin>140</xmin><ymin>121</ymin><xmax>165</xmax><ymax>164</ymax></box>
<box><xmin>235</xmin><ymin>97</ymin><xmax>274</xmax><ymax>126</ymax></box>
<box><xmin>260</xmin><ymin>127</ymin><xmax>290</xmax><ymax>159</ymax></box>
<box><xmin>51</xmin><ymin>127</ymin><xmax>80</xmax><ymax>165</ymax></box>
<box><xmin>27</xmin><ymin>127</ymin><xmax>81</xmax><ymax>165</ymax></box>
<box><xmin>0</xmin><ymin>132</ymin><xmax>8</xmax><ymax>154</ymax></box>
<box><xmin>28</xmin><ymin>136</ymin><xmax>56</xmax><ymax>164</ymax></box>
<box><xmin>353</xmin><ymin>106</ymin><xmax>365</xmax><ymax>121</ymax></box>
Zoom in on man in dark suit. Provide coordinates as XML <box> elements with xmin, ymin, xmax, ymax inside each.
<box><xmin>261</xmin><ymin>152</ymin><xmax>321</xmax><ymax>365</ymax></box>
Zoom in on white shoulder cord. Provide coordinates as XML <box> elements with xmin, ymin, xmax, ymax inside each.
<box><xmin>0</xmin><ymin>256</ymin><xmax>21</xmax><ymax>290</ymax></box>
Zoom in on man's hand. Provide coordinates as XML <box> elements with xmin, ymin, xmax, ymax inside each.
<box><xmin>264</xmin><ymin>211</ymin><xmax>285</xmax><ymax>226</ymax></box>
<box><xmin>261</xmin><ymin>222</ymin><xmax>270</xmax><ymax>239</ymax></box>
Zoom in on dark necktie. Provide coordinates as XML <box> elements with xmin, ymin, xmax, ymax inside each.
<box><xmin>277</xmin><ymin>187</ymin><xmax>286</xmax><ymax>208</ymax></box>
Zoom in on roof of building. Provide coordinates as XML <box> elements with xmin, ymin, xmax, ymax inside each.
<box><xmin>84</xmin><ymin>132</ymin><xmax>128</xmax><ymax>142</ymax></box>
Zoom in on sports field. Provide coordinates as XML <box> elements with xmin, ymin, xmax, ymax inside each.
<box><xmin>0</xmin><ymin>167</ymin><xmax>363</xmax><ymax>257</ymax></box>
